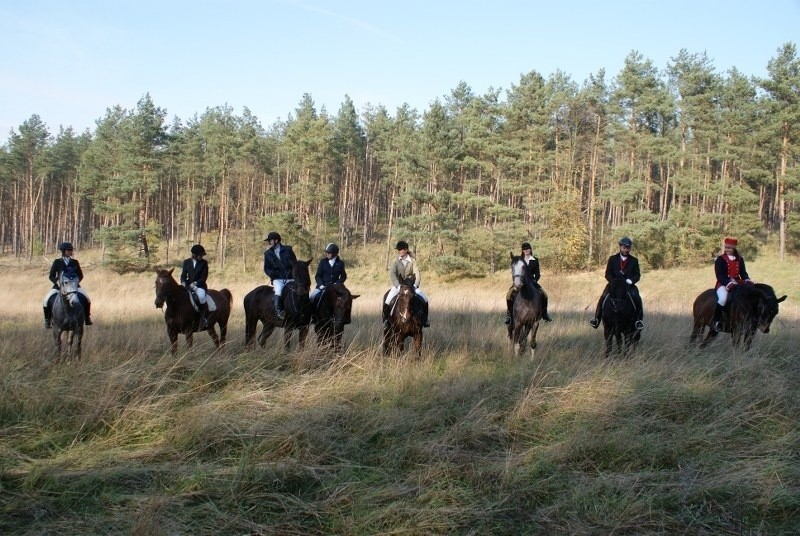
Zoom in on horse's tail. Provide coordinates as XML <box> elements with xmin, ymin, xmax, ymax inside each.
<box><xmin>220</xmin><ymin>288</ymin><xmax>233</xmax><ymax>305</ymax></box>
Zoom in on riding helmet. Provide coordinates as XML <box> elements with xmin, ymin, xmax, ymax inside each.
<box><xmin>265</xmin><ymin>231</ymin><xmax>282</xmax><ymax>242</ymax></box>
<box><xmin>395</xmin><ymin>240</ymin><xmax>409</xmax><ymax>251</ymax></box>
<box><xmin>191</xmin><ymin>244</ymin><xmax>206</xmax><ymax>256</ymax></box>
<box><xmin>521</xmin><ymin>242</ymin><xmax>532</xmax><ymax>250</ymax></box>
<box><xmin>618</xmin><ymin>237</ymin><xmax>633</xmax><ymax>247</ymax></box>
<box><xmin>325</xmin><ymin>243</ymin><xmax>339</xmax><ymax>255</ymax></box>
<box><xmin>59</xmin><ymin>242</ymin><xmax>74</xmax><ymax>252</ymax></box>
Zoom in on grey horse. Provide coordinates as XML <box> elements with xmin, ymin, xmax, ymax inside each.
<box><xmin>50</xmin><ymin>272</ymin><xmax>85</xmax><ymax>361</ymax></box>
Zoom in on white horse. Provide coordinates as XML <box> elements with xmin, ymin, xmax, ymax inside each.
<box><xmin>50</xmin><ymin>272</ymin><xmax>85</xmax><ymax>361</ymax></box>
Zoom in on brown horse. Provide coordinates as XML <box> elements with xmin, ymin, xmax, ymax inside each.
<box><xmin>243</xmin><ymin>258</ymin><xmax>313</xmax><ymax>350</ymax></box>
<box><xmin>382</xmin><ymin>285</ymin><xmax>424</xmax><ymax>357</ymax></box>
<box><xmin>508</xmin><ymin>254</ymin><xmax>544</xmax><ymax>357</ymax></box>
<box><xmin>313</xmin><ymin>282</ymin><xmax>359</xmax><ymax>354</ymax></box>
<box><xmin>154</xmin><ymin>268</ymin><xmax>232</xmax><ymax>355</ymax></box>
<box><xmin>690</xmin><ymin>283</ymin><xmax>786</xmax><ymax>351</ymax></box>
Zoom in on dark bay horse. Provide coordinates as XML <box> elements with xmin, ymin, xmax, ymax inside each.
<box><xmin>243</xmin><ymin>258</ymin><xmax>313</xmax><ymax>350</ymax></box>
<box><xmin>50</xmin><ymin>272</ymin><xmax>85</xmax><ymax>361</ymax></box>
<box><xmin>508</xmin><ymin>253</ymin><xmax>544</xmax><ymax>357</ymax></box>
<box><xmin>601</xmin><ymin>278</ymin><xmax>640</xmax><ymax>358</ymax></box>
<box><xmin>314</xmin><ymin>282</ymin><xmax>359</xmax><ymax>353</ymax></box>
<box><xmin>690</xmin><ymin>283</ymin><xmax>786</xmax><ymax>351</ymax></box>
<box><xmin>154</xmin><ymin>268</ymin><xmax>232</xmax><ymax>355</ymax></box>
<box><xmin>382</xmin><ymin>285</ymin><xmax>424</xmax><ymax>357</ymax></box>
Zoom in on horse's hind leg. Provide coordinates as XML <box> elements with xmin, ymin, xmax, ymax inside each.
<box><xmin>258</xmin><ymin>322</ymin><xmax>274</xmax><ymax>347</ymax></box>
<box><xmin>298</xmin><ymin>326</ymin><xmax>309</xmax><ymax>349</ymax></box>
<box><xmin>207</xmin><ymin>326</ymin><xmax>221</xmax><ymax>349</ymax></box>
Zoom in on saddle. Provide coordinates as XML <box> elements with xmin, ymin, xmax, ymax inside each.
<box><xmin>188</xmin><ymin>290</ymin><xmax>217</xmax><ymax>312</ymax></box>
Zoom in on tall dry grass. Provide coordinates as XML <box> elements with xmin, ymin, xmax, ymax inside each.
<box><xmin>1</xmin><ymin>252</ymin><xmax>799</xmax><ymax>534</ymax></box>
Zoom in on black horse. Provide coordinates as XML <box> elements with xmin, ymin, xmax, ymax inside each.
<box><xmin>243</xmin><ymin>258</ymin><xmax>313</xmax><ymax>350</ymax></box>
<box><xmin>382</xmin><ymin>285</ymin><xmax>424</xmax><ymax>357</ymax></box>
<box><xmin>313</xmin><ymin>282</ymin><xmax>359</xmax><ymax>354</ymax></box>
<box><xmin>49</xmin><ymin>272</ymin><xmax>85</xmax><ymax>361</ymax></box>
<box><xmin>508</xmin><ymin>253</ymin><xmax>544</xmax><ymax>357</ymax></box>
<box><xmin>690</xmin><ymin>283</ymin><xmax>786</xmax><ymax>351</ymax></box>
<box><xmin>600</xmin><ymin>278</ymin><xmax>640</xmax><ymax>358</ymax></box>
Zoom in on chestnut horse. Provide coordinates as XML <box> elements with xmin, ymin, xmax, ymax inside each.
<box><xmin>49</xmin><ymin>272</ymin><xmax>86</xmax><ymax>361</ymax></box>
<box><xmin>508</xmin><ymin>253</ymin><xmax>544</xmax><ymax>357</ymax></box>
<box><xmin>382</xmin><ymin>284</ymin><xmax>424</xmax><ymax>357</ymax></box>
<box><xmin>690</xmin><ymin>283</ymin><xmax>786</xmax><ymax>351</ymax></box>
<box><xmin>600</xmin><ymin>278</ymin><xmax>640</xmax><ymax>358</ymax></box>
<box><xmin>313</xmin><ymin>282</ymin><xmax>359</xmax><ymax>353</ymax></box>
<box><xmin>243</xmin><ymin>258</ymin><xmax>313</xmax><ymax>350</ymax></box>
<box><xmin>154</xmin><ymin>268</ymin><xmax>232</xmax><ymax>355</ymax></box>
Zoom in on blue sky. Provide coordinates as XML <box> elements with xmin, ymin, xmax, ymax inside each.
<box><xmin>1</xmin><ymin>0</ymin><xmax>798</xmax><ymax>138</ymax></box>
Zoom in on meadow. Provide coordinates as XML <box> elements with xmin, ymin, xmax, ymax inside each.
<box><xmin>1</xmin><ymin>251</ymin><xmax>799</xmax><ymax>535</ymax></box>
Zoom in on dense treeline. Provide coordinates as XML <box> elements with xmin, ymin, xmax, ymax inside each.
<box><xmin>1</xmin><ymin>46</ymin><xmax>799</xmax><ymax>273</ymax></box>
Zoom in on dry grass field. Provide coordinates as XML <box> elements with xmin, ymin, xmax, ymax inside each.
<box><xmin>1</xmin><ymin>250</ymin><xmax>799</xmax><ymax>534</ymax></box>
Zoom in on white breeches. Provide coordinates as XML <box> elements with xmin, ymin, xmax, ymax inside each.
<box><xmin>43</xmin><ymin>287</ymin><xmax>90</xmax><ymax>306</ymax></box>
<box><xmin>310</xmin><ymin>287</ymin><xmax>322</xmax><ymax>301</ymax></box>
<box><xmin>272</xmin><ymin>279</ymin><xmax>293</xmax><ymax>296</ymax></box>
<box><xmin>716</xmin><ymin>286</ymin><xmax>729</xmax><ymax>306</ymax></box>
<box><xmin>385</xmin><ymin>286</ymin><xmax>428</xmax><ymax>305</ymax></box>
<box><xmin>194</xmin><ymin>287</ymin><xmax>207</xmax><ymax>304</ymax></box>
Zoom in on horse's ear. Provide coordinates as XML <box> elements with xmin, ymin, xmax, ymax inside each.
<box><xmin>351</xmin><ymin>294</ymin><xmax>360</xmax><ymax>300</ymax></box>
<box><xmin>305</xmin><ymin>258</ymin><xmax>312</xmax><ymax>265</ymax></box>
<box><xmin>169</xmin><ymin>268</ymin><xmax>175</xmax><ymax>275</ymax></box>
<box><xmin>778</xmin><ymin>295</ymin><xmax>787</xmax><ymax>303</ymax></box>
<box><xmin>509</xmin><ymin>251</ymin><xmax>514</xmax><ymax>260</ymax></box>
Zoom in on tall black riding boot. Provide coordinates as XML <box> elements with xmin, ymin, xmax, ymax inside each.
<box><xmin>541</xmin><ymin>293</ymin><xmax>552</xmax><ymax>322</ymax></box>
<box><xmin>589</xmin><ymin>295</ymin><xmax>604</xmax><ymax>328</ymax></box>
<box><xmin>199</xmin><ymin>302</ymin><xmax>210</xmax><ymax>328</ymax></box>
<box><xmin>43</xmin><ymin>306</ymin><xmax>51</xmax><ymax>329</ymax></box>
<box><xmin>273</xmin><ymin>295</ymin><xmax>285</xmax><ymax>320</ymax></box>
<box><xmin>382</xmin><ymin>303</ymin><xmax>391</xmax><ymax>327</ymax></box>
<box><xmin>504</xmin><ymin>299</ymin><xmax>514</xmax><ymax>325</ymax></box>
<box><xmin>422</xmin><ymin>301</ymin><xmax>430</xmax><ymax>328</ymax></box>
<box><xmin>84</xmin><ymin>301</ymin><xmax>93</xmax><ymax>325</ymax></box>
<box><xmin>712</xmin><ymin>303</ymin><xmax>723</xmax><ymax>331</ymax></box>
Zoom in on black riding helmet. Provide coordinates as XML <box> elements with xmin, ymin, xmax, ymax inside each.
<box><xmin>618</xmin><ymin>237</ymin><xmax>633</xmax><ymax>247</ymax></box>
<box><xmin>191</xmin><ymin>244</ymin><xmax>206</xmax><ymax>256</ymax></box>
<box><xmin>325</xmin><ymin>243</ymin><xmax>339</xmax><ymax>255</ymax></box>
<box><xmin>265</xmin><ymin>231</ymin><xmax>281</xmax><ymax>242</ymax></box>
<box><xmin>59</xmin><ymin>242</ymin><xmax>74</xmax><ymax>252</ymax></box>
<box><xmin>395</xmin><ymin>240</ymin><xmax>409</xmax><ymax>250</ymax></box>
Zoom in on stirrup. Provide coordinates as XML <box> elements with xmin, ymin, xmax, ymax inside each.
<box><xmin>635</xmin><ymin>320</ymin><xmax>644</xmax><ymax>330</ymax></box>
<box><xmin>588</xmin><ymin>318</ymin><xmax>600</xmax><ymax>329</ymax></box>
<box><xmin>542</xmin><ymin>313</ymin><xmax>553</xmax><ymax>322</ymax></box>
<box><xmin>85</xmin><ymin>317</ymin><xmax>93</xmax><ymax>326</ymax></box>
<box><xmin>504</xmin><ymin>315</ymin><xmax>512</xmax><ymax>325</ymax></box>
<box><xmin>44</xmin><ymin>320</ymin><xmax>51</xmax><ymax>329</ymax></box>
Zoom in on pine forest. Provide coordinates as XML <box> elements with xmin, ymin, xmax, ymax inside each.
<box><xmin>2</xmin><ymin>46</ymin><xmax>799</xmax><ymax>273</ymax></box>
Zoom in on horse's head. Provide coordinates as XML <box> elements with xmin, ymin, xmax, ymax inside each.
<box><xmin>58</xmin><ymin>272</ymin><xmax>81</xmax><ymax>306</ymax></box>
<box><xmin>754</xmin><ymin>283</ymin><xmax>787</xmax><ymax>333</ymax></box>
<box><xmin>292</xmin><ymin>258</ymin><xmax>313</xmax><ymax>293</ymax></box>
<box><xmin>154</xmin><ymin>268</ymin><xmax>178</xmax><ymax>309</ymax></box>
<box><xmin>325</xmin><ymin>283</ymin><xmax>360</xmax><ymax>329</ymax></box>
<box><xmin>510</xmin><ymin>253</ymin><xmax>527</xmax><ymax>291</ymax></box>
<box><xmin>393</xmin><ymin>285</ymin><xmax>419</xmax><ymax>324</ymax></box>
<box><xmin>608</xmin><ymin>278</ymin><xmax>630</xmax><ymax>300</ymax></box>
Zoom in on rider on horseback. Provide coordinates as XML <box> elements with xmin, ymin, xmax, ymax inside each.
<box><xmin>263</xmin><ymin>231</ymin><xmax>297</xmax><ymax>320</ymax></box>
<box><xmin>43</xmin><ymin>242</ymin><xmax>92</xmax><ymax>328</ymax></box>
<box><xmin>310</xmin><ymin>243</ymin><xmax>347</xmax><ymax>322</ymax></box>
<box><xmin>504</xmin><ymin>242</ymin><xmax>553</xmax><ymax>325</ymax></box>
<box><xmin>589</xmin><ymin>237</ymin><xmax>644</xmax><ymax>330</ymax></box>
<box><xmin>712</xmin><ymin>237</ymin><xmax>754</xmax><ymax>332</ymax></box>
<box><xmin>383</xmin><ymin>240</ymin><xmax>430</xmax><ymax>328</ymax></box>
<box><xmin>181</xmin><ymin>244</ymin><xmax>211</xmax><ymax>328</ymax></box>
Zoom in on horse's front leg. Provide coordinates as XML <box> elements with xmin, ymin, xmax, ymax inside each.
<box><xmin>603</xmin><ymin>328</ymin><xmax>613</xmax><ymax>358</ymax></box>
<box><xmin>168</xmin><ymin>328</ymin><xmax>179</xmax><ymax>356</ymax></box>
<box><xmin>413</xmin><ymin>330</ymin><xmax>423</xmax><ymax>358</ymax></box>
<box><xmin>53</xmin><ymin>328</ymin><xmax>63</xmax><ymax>360</ymax></box>
<box><xmin>283</xmin><ymin>328</ymin><xmax>292</xmax><ymax>350</ymax></box>
<box><xmin>298</xmin><ymin>326</ymin><xmax>309</xmax><ymax>349</ymax></box>
<box><xmin>382</xmin><ymin>326</ymin><xmax>392</xmax><ymax>356</ymax></box>
<box><xmin>185</xmin><ymin>331</ymin><xmax>194</xmax><ymax>351</ymax></box>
